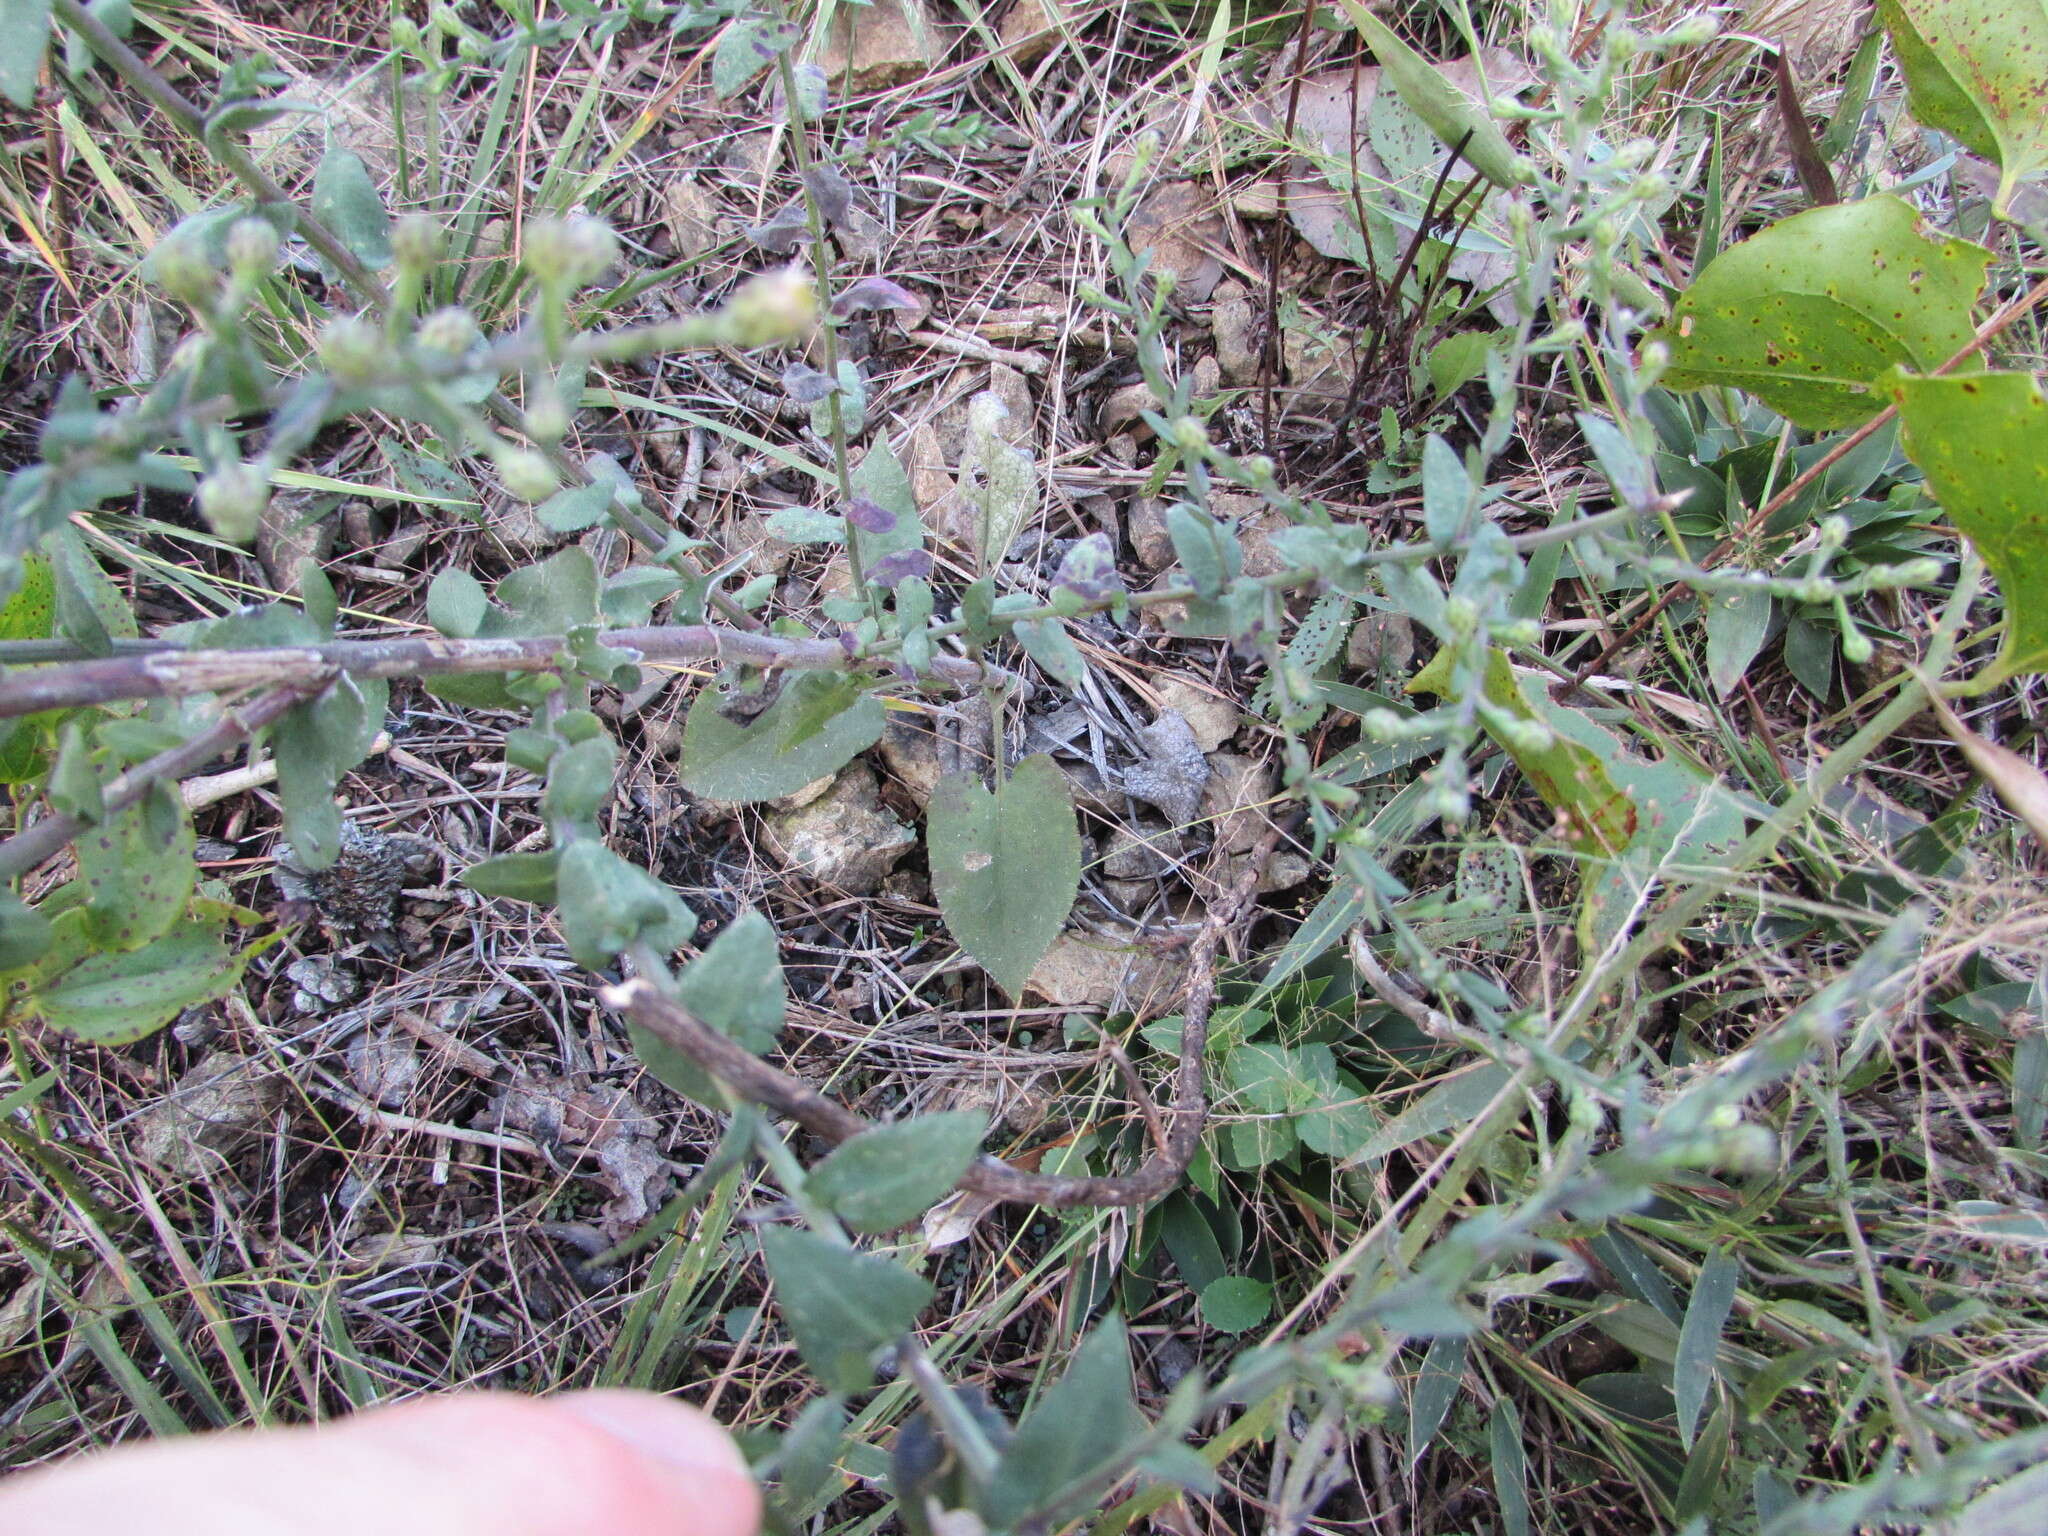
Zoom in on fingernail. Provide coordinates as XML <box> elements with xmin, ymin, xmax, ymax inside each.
<box><xmin>554</xmin><ymin>1390</ymin><xmax>754</xmax><ymax>1484</ymax></box>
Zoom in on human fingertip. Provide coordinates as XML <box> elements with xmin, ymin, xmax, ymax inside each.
<box><xmin>551</xmin><ymin>1390</ymin><xmax>761</xmax><ymax>1536</ymax></box>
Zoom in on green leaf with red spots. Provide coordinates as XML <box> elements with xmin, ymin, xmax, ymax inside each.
<box><xmin>1879</xmin><ymin>0</ymin><xmax>2048</xmax><ymax>218</ymax></box>
<box><xmin>1894</xmin><ymin>369</ymin><xmax>2048</xmax><ymax>678</ymax></box>
<box><xmin>77</xmin><ymin>781</ymin><xmax>197</xmax><ymax>952</ymax></box>
<box><xmin>1648</xmin><ymin>197</ymin><xmax>1990</xmax><ymax>429</ymax></box>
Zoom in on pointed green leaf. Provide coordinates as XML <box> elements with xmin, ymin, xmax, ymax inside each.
<box><xmin>459</xmin><ymin>850</ymin><xmax>560</xmax><ymax>903</ymax></box>
<box><xmin>554</xmin><ymin>841</ymin><xmax>696</xmax><ymax>972</ymax></box>
<box><xmin>679</xmin><ymin>673</ymin><xmax>885</xmax><ymax>802</ymax></box>
<box><xmin>988</xmin><ymin>1318</ymin><xmax>1147</xmax><ymax>1527</ymax></box>
<box><xmin>1894</xmin><ymin>370</ymin><xmax>2048</xmax><ymax>676</ymax></box>
<box><xmin>1338</xmin><ymin>1062</ymin><xmax>1513</xmax><ymax>1168</ymax></box>
<box><xmin>806</xmin><ymin>1110</ymin><xmax>988</xmax><ymax>1233</ymax></box>
<box><xmin>1647</xmin><ymin>197</ymin><xmax>1990</xmax><ymax>429</ymax></box>
<box><xmin>16</xmin><ymin>905</ymin><xmax>270</xmax><ymax>1045</ymax></box>
<box><xmin>758</xmin><ymin>1227</ymin><xmax>933</xmax><ymax>1394</ymax></box>
<box><xmin>1879</xmin><ymin>0</ymin><xmax>2048</xmax><ymax>216</ymax></box>
<box><xmin>311</xmin><ymin>145</ymin><xmax>394</xmax><ymax>269</ymax></box>
<box><xmin>1675</xmin><ymin>1251</ymin><xmax>1741</xmax><ymax>1448</ymax></box>
<box><xmin>928</xmin><ymin>754</ymin><xmax>1080</xmax><ymax>998</ymax></box>
<box><xmin>1407</xmin><ymin>1334</ymin><xmax>1468</xmax><ymax>1465</ymax></box>
<box><xmin>1337</xmin><ymin>1</ymin><xmax>1533</xmax><ymax>189</ymax></box>
<box><xmin>1704</xmin><ymin>584</ymin><xmax>1773</xmax><ymax>698</ymax></box>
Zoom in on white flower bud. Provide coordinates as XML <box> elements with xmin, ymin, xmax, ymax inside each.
<box><xmin>225</xmin><ymin>218</ymin><xmax>280</xmax><ymax>279</ymax></box>
<box><xmin>391</xmin><ymin>214</ymin><xmax>444</xmax><ymax>272</ymax></box>
<box><xmin>318</xmin><ymin>314</ymin><xmax>385</xmax><ymax>385</ymax></box>
<box><xmin>497</xmin><ymin>448</ymin><xmax>559</xmax><ymax>503</ymax></box>
<box><xmin>415</xmin><ymin>305</ymin><xmax>480</xmax><ymax>358</ymax></box>
<box><xmin>197</xmin><ymin>462</ymin><xmax>269</xmax><ymax>544</ymax></box>
<box><xmin>723</xmin><ymin>267</ymin><xmax>819</xmax><ymax>346</ymax></box>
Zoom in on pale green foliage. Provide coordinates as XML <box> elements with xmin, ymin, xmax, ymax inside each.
<box><xmin>960</xmin><ymin>390</ymin><xmax>1036</xmax><ymax>572</ymax></box>
<box><xmin>927</xmin><ymin>754</ymin><xmax>1081</xmax><ymax>999</ymax></box>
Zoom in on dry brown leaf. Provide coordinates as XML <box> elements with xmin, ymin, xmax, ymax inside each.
<box><xmin>1932</xmin><ymin>695</ymin><xmax>2048</xmax><ymax>850</ymax></box>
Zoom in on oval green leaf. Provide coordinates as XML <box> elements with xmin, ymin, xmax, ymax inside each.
<box><xmin>928</xmin><ymin>753</ymin><xmax>1081</xmax><ymax>999</ymax></box>
<box><xmin>806</xmin><ymin>1110</ymin><xmax>989</xmax><ymax>1233</ymax></box>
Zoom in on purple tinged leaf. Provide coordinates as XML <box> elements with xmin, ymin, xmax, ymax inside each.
<box><xmin>803</xmin><ymin>165</ymin><xmax>854</xmax><ymax>225</ymax></box>
<box><xmin>1054</xmin><ymin>532</ymin><xmax>1123</xmax><ymax>601</ymax></box>
<box><xmin>868</xmin><ymin>549</ymin><xmax>934</xmax><ymax>588</ymax></box>
<box><xmin>781</xmin><ymin>363</ymin><xmax>840</xmax><ymax>403</ymax></box>
<box><xmin>831</xmin><ymin>277</ymin><xmax>925</xmax><ymax>321</ymax></box>
<box><xmin>845</xmin><ymin>495</ymin><xmax>898</xmax><ymax>534</ymax></box>
<box><xmin>746</xmin><ymin>207</ymin><xmax>811</xmax><ymax>254</ymax></box>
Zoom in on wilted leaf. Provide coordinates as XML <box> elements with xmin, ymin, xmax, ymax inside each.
<box><xmin>678</xmin><ymin>672</ymin><xmax>885</xmax><ymax>802</ymax></box>
<box><xmin>758</xmin><ymin>1227</ymin><xmax>933</xmax><ymax>1394</ymax></box>
<box><xmin>1931</xmin><ymin>695</ymin><xmax>2048</xmax><ymax>848</ymax></box>
<box><xmin>1879</xmin><ymin>0</ymin><xmax>2048</xmax><ymax>216</ymax></box>
<box><xmin>848</xmin><ymin>440</ymin><xmax>924</xmax><ymax>582</ymax></box>
<box><xmin>961</xmin><ymin>392</ymin><xmax>1036</xmax><ymax>571</ymax></box>
<box><xmin>928</xmin><ymin>755</ymin><xmax>1080</xmax><ymax>998</ymax></box>
<box><xmin>1648</xmin><ymin>197</ymin><xmax>1990</xmax><ymax>429</ymax></box>
<box><xmin>806</xmin><ymin>1111</ymin><xmax>989</xmax><ymax>1233</ymax></box>
<box><xmin>1894</xmin><ymin>370</ymin><xmax>2048</xmax><ymax>677</ymax></box>
<box><xmin>832</xmin><ymin>276</ymin><xmax>925</xmax><ymax>320</ymax></box>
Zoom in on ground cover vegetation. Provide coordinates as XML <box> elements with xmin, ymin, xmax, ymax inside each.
<box><xmin>1</xmin><ymin>0</ymin><xmax>2047</xmax><ymax>1529</ymax></box>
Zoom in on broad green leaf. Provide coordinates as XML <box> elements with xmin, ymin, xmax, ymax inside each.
<box><xmin>678</xmin><ymin>672</ymin><xmax>885</xmax><ymax>802</ymax></box>
<box><xmin>1009</xmin><ymin>615</ymin><xmax>1086</xmax><ymax>688</ymax></box>
<box><xmin>1893</xmin><ymin>370</ymin><xmax>2048</xmax><ymax>676</ymax></box>
<box><xmin>0</xmin><ymin>0</ymin><xmax>51</xmax><ymax>109</ymax></box>
<box><xmin>1879</xmin><ymin>0</ymin><xmax>2048</xmax><ymax>216</ymax></box>
<box><xmin>758</xmin><ymin>1227</ymin><xmax>933</xmax><ymax>1394</ymax></box>
<box><xmin>76</xmin><ymin>782</ymin><xmax>195</xmax><ymax>951</ymax></box>
<box><xmin>712</xmin><ymin>15</ymin><xmax>798</xmax><ymax>98</ymax></box>
<box><xmin>274</xmin><ymin>674</ymin><xmax>387</xmax><ymax>871</ymax></box>
<box><xmin>1647</xmin><ymin>197</ymin><xmax>1990</xmax><ymax>429</ymax></box>
<box><xmin>1158</xmin><ymin>1192</ymin><xmax>1227</xmax><ymax>1292</ymax></box>
<box><xmin>806</xmin><ymin>1110</ymin><xmax>988</xmax><ymax>1234</ymax></box>
<box><xmin>987</xmin><ymin>1318</ymin><xmax>1147</xmax><ymax>1527</ymax></box>
<box><xmin>427</xmin><ymin>568</ymin><xmax>489</xmax><ymax>638</ymax></box>
<box><xmin>1407</xmin><ymin>1334</ymin><xmax>1468</xmax><ymax>1465</ymax></box>
<box><xmin>459</xmin><ymin>850</ymin><xmax>560</xmax><ymax>903</ymax></box>
<box><xmin>1338</xmin><ymin>1062</ymin><xmax>1513</xmax><ymax>1168</ymax></box>
<box><xmin>928</xmin><ymin>754</ymin><xmax>1080</xmax><ymax>998</ymax></box>
<box><xmin>1676</xmin><ymin>1251</ymin><xmax>1740</xmax><ymax>1448</ymax></box>
<box><xmin>769</xmin><ymin>1395</ymin><xmax>850</xmax><ymax>1513</ymax></box>
<box><xmin>1166</xmin><ymin>503</ymin><xmax>1241</xmax><ymax>597</ymax></box>
<box><xmin>1704</xmin><ymin>583</ymin><xmax>1773</xmax><ymax>698</ymax></box>
<box><xmin>848</xmin><ymin>439</ymin><xmax>923</xmax><ymax>580</ymax></box>
<box><xmin>311</xmin><ymin>145</ymin><xmax>394</xmax><ymax>269</ymax></box>
<box><xmin>0</xmin><ymin>552</ymin><xmax>62</xmax><ymax>783</ymax></box>
<box><xmin>540</xmin><ymin>734</ymin><xmax>618</xmax><ymax>830</ymax></box>
<box><xmin>1954</xmin><ymin>1458</ymin><xmax>2048</xmax><ymax>1536</ymax></box>
<box><xmin>1337</xmin><ymin>1</ymin><xmax>1533</xmax><ymax>189</ymax></box>
<box><xmin>0</xmin><ymin>891</ymin><xmax>53</xmax><ymax>971</ymax></box>
<box><xmin>1198</xmin><ymin>1276</ymin><xmax>1272</xmax><ymax>1333</ymax></box>
<box><xmin>46</xmin><ymin>525</ymin><xmax>136</xmax><ymax>656</ymax></box>
<box><xmin>536</xmin><ymin>481</ymin><xmax>612</xmax><ymax>534</ymax></box>
<box><xmin>1410</xmin><ymin>648</ymin><xmax>1636</xmax><ymax>855</ymax></box>
<box><xmin>15</xmin><ymin>905</ymin><xmax>270</xmax><ymax>1045</ymax></box>
<box><xmin>554</xmin><ymin>841</ymin><xmax>696</xmax><ymax>972</ymax></box>
<box><xmin>676</xmin><ymin>909</ymin><xmax>785</xmax><ymax>1052</ymax></box>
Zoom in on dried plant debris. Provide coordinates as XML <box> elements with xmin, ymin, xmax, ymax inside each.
<box><xmin>273</xmin><ymin>820</ymin><xmax>441</xmax><ymax>940</ymax></box>
<box><xmin>484</xmin><ymin>1075</ymin><xmax>669</xmax><ymax>1233</ymax></box>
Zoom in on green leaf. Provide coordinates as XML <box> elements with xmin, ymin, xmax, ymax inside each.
<box><xmin>459</xmin><ymin>850</ymin><xmax>561</xmax><ymax>903</ymax></box>
<box><xmin>848</xmin><ymin>439</ymin><xmax>924</xmax><ymax>580</ymax></box>
<box><xmin>1647</xmin><ymin>197</ymin><xmax>1990</xmax><ymax>429</ymax></box>
<box><xmin>0</xmin><ymin>891</ymin><xmax>53</xmax><ymax>971</ymax></box>
<box><xmin>1166</xmin><ymin>503</ymin><xmax>1241</xmax><ymax>597</ymax></box>
<box><xmin>1489</xmin><ymin>1398</ymin><xmax>1532</xmax><ymax>1536</ymax></box>
<box><xmin>1407</xmin><ymin>1334</ymin><xmax>1468</xmax><ymax>1465</ymax></box>
<box><xmin>1954</xmin><ymin>1458</ymin><xmax>2048</xmax><ymax>1536</ymax></box>
<box><xmin>806</xmin><ymin>1110</ymin><xmax>988</xmax><ymax>1233</ymax></box>
<box><xmin>678</xmin><ymin>672</ymin><xmax>885</xmax><ymax>802</ymax></box>
<box><xmin>554</xmin><ymin>841</ymin><xmax>696</xmax><ymax>972</ymax></box>
<box><xmin>988</xmin><ymin>1318</ymin><xmax>1147</xmax><ymax>1527</ymax></box>
<box><xmin>711</xmin><ymin>15</ymin><xmax>784</xmax><ymax>98</ymax></box>
<box><xmin>427</xmin><ymin>568</ymin><xmax>489</xmax><ymax>638</ymax></box>
<box><xmin>1158</xmin><ymin>1192</ymin><xmax>1228</xmax><ymax>1292</ymax></box>
<box><xmin>1675</xmin><ymin>1251</ymin><xmax>1740</xmax><ymax>1448</ymax></box>
<box><xmin>274</xmin><ymin>674</ymin><xmax>387</xmax><ymax>871</ymax></box>
<box><xmin>46</xmin><ymin>526</ymin><xmax>136</xmax><ymax>656</ymax></box>
<box><xmin>1009</xmin><ymin>616</ymin><xmax>1086</xmax><ymax>689</ymax></box>
<box><xmin>769</xmin><ymin>1395</ymin><xmax>850</xmax><ymax>1513</ymax></box>
<box><xmin>1337</xmin><ymin>1</ymin><xmax>1533</xmax><ymax>189</ymax></box>
<box><xmin>928</xmin><ymin>754</ymin><xmax>1080</xmax><ymax>998</ymax></box>
<box><xmin>1879</xmin><ymin>0</ymin><xmax>2048</xmax><ymax>216</ymax></box>
<box><xmin>1198</xmin><ymin>1275</ymin><xmax>1272</xmax><ymax>1333</ymax></box>
<box><xmin>15</xmin><ymin>905</ymin><xmax>269</xmax><ymax>1045</ymax></box>
<box><xmin>676</xmin><ymin>909</ymin><xmax>786</xmax><ymax>1053</ymax></box>
<box><xmin>1893</xmin><ymin>370</ymin><xmax>2048</xmax><ymax>676</ymax></box>
<box><xmin>1704</xmin><ymin>584</ymin><xmax>1773</xmax><ymax>698</ymax></box>
<box><xmin>311</xmin><ymin>144</ymin><xmax>394</xmax><ymax>269</ymax></box>
<box><xmin>1338</xmin><ymin>1062</ymin><xmax>1513</xmax><ymax>1168</ymax></box>
<box><xmin>76</xmin><ymin>782</ymin><xmax>196</xmax><ymax>951</ymax></box>
<box><xmin>0</xmin><ymin>0</ymin><xmax>51</xmax><ymax>109</ymax></box>
<box><xmin>536</xmin><ymin>481</ymin><xmax>613</xmax><ymax>534</ymax></box>
<box><xmin>961</xmin><ymin>391</ymin><xmax>1036</xmax><ymax>572</ymax></box>
<box><xmin>757</xmin><ymin>1227</ymin><xmax>933</xmax><ymax>1394</ymax></box>
<box><xmin>540</xmin><ymin>733</ymin><xmax>618</xmax><ymax>831</ymax></box>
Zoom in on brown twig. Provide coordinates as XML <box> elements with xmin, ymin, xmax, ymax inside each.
<box><xmin>0</xmin><ymin>683</ymin><xmax>317</xmax><ymax>881</ymax></box>
<box><xmin>0</xmin><ymin>625</ymin><xmax>1021</xmax><ymax>719</ymax></box>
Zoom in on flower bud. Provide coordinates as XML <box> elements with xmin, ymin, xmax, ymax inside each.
<box><xmin>723</xmin><ymin>267</ymin><xmax>819</xmax><ymax>346</ymax></box>
<box><xmin>1168</xmin><ymin>415</ymin><xmax>1210</xmax><ymax>453</ymax></box>
<box><xmin>1442</xmin><ymin>595</ymin><xmax>1481</xmax><ymax>637</ymax></box>
<box><xmin>318</xmin><ymin>314</ymin><xmax>385</xmax><ymax>385</ymax></box>
<box><xmin>391</xmin><ymin>214</ymin><xmax>444</xmax><ymax>272</ymax></box>
<box><xmin>390</xmin><ymin>15</ymin><xmax>421</xmax><ymax>49</ymax></box>
<box><xmin>523</xmin><ymin>397</ymin><xmax>570</xmax><ymax>444</ymax></box>
<box><xmin>497</xmin><ymin>448</ymin><xmax>559</xmax><ymax>503</ymax></box>
<box><xmin>415</xmin><ymin>305</ymin><xmax>480</xmax><ymax>358</ymax></box>
<box><xmin>1840</xmin><ymin>624</ymin><xmax>1874</xmax><ymax>665</ymax></box>
<box><xmin>522</xmin><ymin>214</ymin><xmax>618</xmax><ymax>289</ymax></box>
<box><xmin>148</xmin><ymin>239</ymin><xmax>218</xmax><ymax>308</ymax></box>
<box><xmin>197</xmin><ymin>462</ymin><xmax>269</xmax><ymax>544</ymax></box>
<box><xmin>225</xmin><ymin>218</ymin><xmax>280</xmax><ymax>280</ymax></box>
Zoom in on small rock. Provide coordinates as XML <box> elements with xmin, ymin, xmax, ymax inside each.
<box><xmin>1101</xmin><ymin>878</ymin><xmax>1157</xmax><ymax>914</ymax></box>
<box><xmin>1126</xmin><ymin>496</ymin><xmax>1174</xmax><ymax>570</ymax></box>
<box><xmin>1210</xmin><ymin>490</ymin><xmax>1291</xmax><ymax>578</ymax></box>
<box><xmin>1101</xmin><ymin>823</ymin><xmax>1184</xmax><ymax>880</ymax></box>
<box><xmin>1200</xmin><ymin>752</ymin><xmax>1278</xmax><ymax>855</ymax></box>
<box><xmin>818</xmin><ymin>0</ymin><xmax>949</xmax><ymax>90</ymax></box>
<box><xmin>1126</xmin><ymin>183</ymin><xmax>1227</xmax><ymax>302</ymax></box>
<box><xmin>1100</xmin><ymin>379</ymin><xmax>1162</xmax><ymax>439</ymax></box>
<box><xmin>257</xmin><ymin>492</ymin><xmax>334</xmax><ymax>596</ymax></box>
<box><xmin>762</xmin><ymin>762</ymin><xmax>916</xmax><ymax>893</ymax></box>
<box><xmin>727</xmin><ymin>506</ymin><xmax>798</xmax><ymax>578</ymax></box>
<box><xmin>905</xmin><ymin>419</ymin><xmax>956</xmax><ymax>528</ymax></box>
<box><xmin>1026</xmin><ymin>935</ymin><xmax>1175</xmax><ymax>1010</ymax></box>
<box><xmin>1155</xmin><ymin>678</ymin><xmax>1238</xmax><ymax>753</ymax></box>
<box><xmin>880</xmin><ymin>714</ymin><xmax>945</xmax><ymax>810</ymax></box>
<box><xmin>1057</xmin><ymin>758</ymin><xmax>1123</xmax><ymax>817</ymax></box>
<box><xmin>1255</xmin><ymin>851</ymin><xmax>1314</xmax><ymax>893</ymax></box>
<box><xmin>1209</xmin><ymin>280</ymin><xmax>1259</xmax><ymax>388</ymax></box>
<box><xmin>133</xmin><ymin>1051</ymin><xmax>286</xmax><ymax>1179</ymax></box>
<box><xmin>1347</xmin><ymin>612</ymin><xmax>1418</xmax><ymax>682</ymax></box>
<box><xmin>661</xmin><ymin>174</ymin><xmax>721</xmax><ymax>260</ymax></box>
<box><xmin>998</xmin><ymin>0</ymin><xmax>1068</xmax><ymax>65</ymax></box>
<box><xmin>1192</xmin><ymin>354</ymin><xmax>1222</xmax><ymax>402</ymax></box>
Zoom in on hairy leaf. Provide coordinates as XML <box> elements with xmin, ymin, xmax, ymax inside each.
<box><xmin>275</xmin><ymin>674</ymin><xmax>387</xmax><ymax>872</ymax></box>
<box><xmin>758</xmin><ymin>1228</ymin><xmax>932</xmax><ymax>1394</ymax></box>
<box><xmin>1337</xmin><ymin>2</ymin><xmax>1533</xmax><ymax>189</ymax></box>
<box><xmin>1648</xmin><ymin>197</ymin><xmax>1990</xmax><ymax>429</ymax></box>
<box><xmin>311</xmin><ymin>145</ymin><xmax>394</xmax><ymax>269</ymax></box>
<box><xmin>678</xmin><ymin>672</ymin><xmax>885</xmax><ymax>802</ymax></box>
<box><xmin>554</xmin><ymin>841</ymin><xmax>696</xmax><ymax>972</ymax></box>
<box><xmin>928</xmin><ymin>754</ymin><xmax>1080</xmax><ymax>998</ymax></box>
<box><xmin>806</xmin><ymin>1111</ymin><xmax>989</xmax><ymax>1233</ymax></box>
